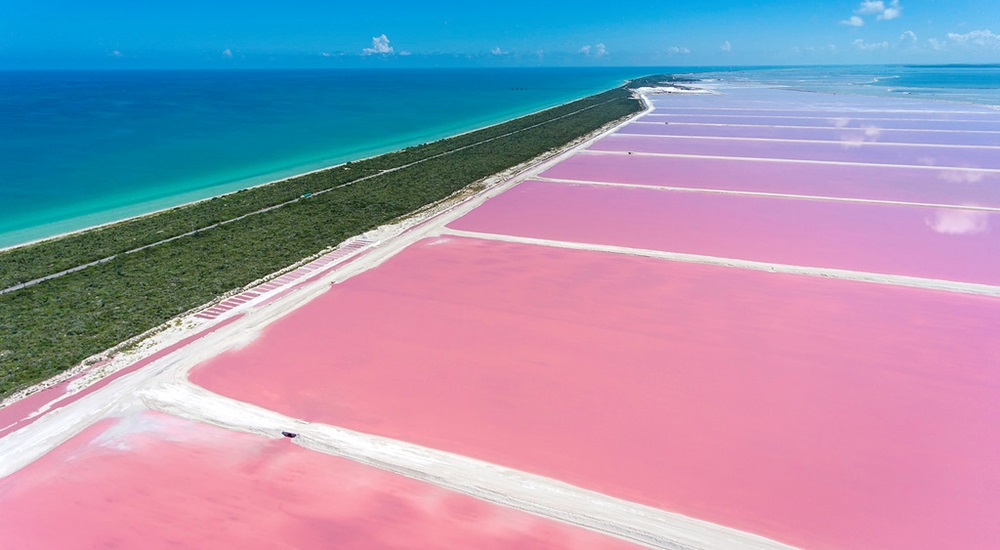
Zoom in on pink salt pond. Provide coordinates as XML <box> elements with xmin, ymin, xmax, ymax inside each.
<box><xmin>645</xmin><ymin>88</ymin><xmax>1000</xmax><ymax>114</ymax></box>
<box><xmin>540</xmin><ymin>153</ymin><xmax>1000</xmax><ymax>208</ymax></box>
<box><xmin>190</xmin><ymin>237</ymin><xmax>1000</xmax><ymax>549</ymax></box>
<box><xmin>590</xmin><ymin>133</ymin><xmax>1000</xmax><ymax>169</ymax></box>
<box><xmin>621</xmin><ymin>120</ymin><xmax>1000</xmax><ymax>146</ymax></box>
<box><xmin>642</xmin><ymin>113</ymin><xmax>1000</xmax><ymax>132</ymax></box>
<box><xmin>647</xmin><ymin>107</ymin><xmax>1000</xmax><ymax>121</ymax></box>
<box><xmin>0</xmin><ymin>410</ymin><xmax>632</xmax><ymax>549</ymax></box>
<box><xmin>452</xmin><ymin>181</ymin><xmax>1000</xmax><ymax>285</ymax></box>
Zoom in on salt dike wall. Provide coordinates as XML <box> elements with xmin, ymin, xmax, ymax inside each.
<box><xmin>3</xmin><ymin>84</ymin><xmax>1000</xmax><ymax>549</ymax></box>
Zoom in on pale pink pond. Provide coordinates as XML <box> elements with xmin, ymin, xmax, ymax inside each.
<box><xmin>622</xmin><ymin>121</ymin><xmax>1000</xmax><ymax>146</ymax></box>
<box><xmin>190</xmin><ymin>237</ymin><xmax>1000</xmax><ymax>549</ymax></box>
<box><xmin>451</xmin><ymin>181</ymin><xmax>1000</xmax><ymax>285</ymax></box>
<box><xmin>541</xmin><ymin>153</ymin><xmax>1000</xmax><ymax>207</ymax></box>
<box><xmin>591</xmin><ymin>134</ymin><xmax>1000</xmax><ymax>169</ymax></box>
<box><xmin>646</xmin><ymin>89</ymin><xmax>998</xmax><ymax>113</ymax></box>
<box><xmin>642</xmin><ymin>113</ymin><xmax>1000</xmax><ymax>132</ymax></box>
<box><xmin>0</xmin><ymin>410</ymin><xmax>632</xmax><ymax>549</ymax></box>
<box><xmin>647</xmin><ymin>107</ymin><xmax>1000</xmax><ymax>120</ymax></box>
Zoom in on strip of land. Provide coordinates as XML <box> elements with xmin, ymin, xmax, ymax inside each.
<box><xmin>4</xmin><ymin>78</ymin><xmax>998</xmax><ymax>549</ymax></box>
<box><xmin>0</xmin><ymin>80</ymin><xmax>655</xmax><ymax>398</ymax></box>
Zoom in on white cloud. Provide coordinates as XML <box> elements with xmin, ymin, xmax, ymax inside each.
<box><xmin>947</xmin><ymin>29</ymin><xmax>1000</xmax><ymax>48</ymax></box>
<box><xmin>222</xmin><ymin>48</ymin><xmax>233</xmax><ymax>58</ymax></box>
<box><xmin>800</xmin><ymin>44</ymin><xmax>838</xmax><ymax>53</ymax></box>
<box><xmin>856</xmin><ymin>0</ymin><xmax>885</xmax><ymax>14</ymax></box>
<box><xmin>720</xmin><ymin>40</ymin><xmax>732</xmax><ymax>52</ymax></box>
<box><xmin>898</xmin><ymin>30</ymin><xmax>917</xmax><ymax>45</ymax></box>
<box><xmin>852</xmin><ymin>38</ymin><xmax>889</xmax><ymax>51</ymax></box>
<box><xmin>398</xmin><ymin>50</ymin><xmax>412</xmax><ymax>56</ymax></box>
<box><xmin>926</xmin><ymin>30</ymin><xmax>1000</xmax><ymax>52</ymax></box>
<box><xmin>667</xmin><ymin>46</ymin><xmax>691</xmax><ymax>55</ymax></box>
<box><xmin>111</xmin><ymin>50</ymin><xmax>123</xmax><ymax>57</ymax></box>
<box><xmin>579</xmin><ymin>43</ymin><xmax>608</xmax><ymax>57</ymax></box>
<box><xmin>848</xmin><ymin>0</ymin><xmax>901</xmax><ymax>24</ymax></box>
<box><xmin>491</xmin><ymin>46</ymin><xmax>507</xmax><ymax>56</ymax></box>
<box><xmin>362</xmin><ymin>34</ymin><xmax>394</xmax><ymax>56</ymax></box>
<box><xmin>926</xmin><ymin>209</ymin><xmax>991</xmax><ymax>235</ymax></box>
<box><xmin>878</xmin><ymin>0</ymin><xmax>902</xmax><ymax>20</ymax></box>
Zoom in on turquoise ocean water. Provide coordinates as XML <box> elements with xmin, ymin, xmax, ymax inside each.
<box><xmin>2</xmin><ymin>65</ymin><xmax>998</xmax><ymax>248</ymax></box>
<box><xmin>687</xmin><ymin>64</ymin><xmax>1000</xmax><ymax>106</ymax></box>
<box><xmin>0</xmin><ymin>68</ymin><xmax>647</xmax><ymax>248</ymax></box>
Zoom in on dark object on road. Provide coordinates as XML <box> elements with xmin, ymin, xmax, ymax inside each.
<box><xmin>281</xmin><ymin>431</ymin><xmax>298</xmax><ymax>438</ymax></box>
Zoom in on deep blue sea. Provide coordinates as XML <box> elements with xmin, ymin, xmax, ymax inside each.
<box><xmin>0</xmin><ymin>68</ymin><xmax>647</xmax><ymax>248</ymax></box>
<box><xmin>2</xmin><ymin>65</ymin><xmax>998</xmax><ymax>248</ymax></box>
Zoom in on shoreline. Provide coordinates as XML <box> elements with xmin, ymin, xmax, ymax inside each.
<box><xmin>0</xmin><ymin>78</ymin><xmax>636</xmax><ymax>253</ymax></box>
<box><xmin>0</xmin><ymin>89</ymin><xmax>652</xmax><ymax>433</ymax></box>
<box><xmin>0</xmin><ymin>79</ymin><xmax>649</xmax><ymax>399</ymax></box>
<box><xmin>4</xmin><ymin>69</ymin><xmax>1000</xmax><ymax>549</ymax></box>
<box><xmin>0</xmin><ymin>94</ymin><xmax>801</xmax><ymax>550</ymax></box>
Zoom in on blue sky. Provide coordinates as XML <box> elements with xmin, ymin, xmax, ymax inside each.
<box><xmin>1</xmin><ymin>0</ymin><xmax>998</xmax><ymax>68</ymax></box>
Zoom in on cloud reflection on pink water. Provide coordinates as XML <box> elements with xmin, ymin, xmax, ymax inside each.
<box><xmin>926</xmin><ymin>209</ymin><xmax>991</xmax><ymax>235</ymax></box>
<box><xmin>452</xmin><ymin>181</ymin><xmax>1000</xmax><ymax>285</ymax></box>
<box><xmin>541</xmin><ymin>153</ymin><xmax>1000</xmax><ymax>208</ymax></box>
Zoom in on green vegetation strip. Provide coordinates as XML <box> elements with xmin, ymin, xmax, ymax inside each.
<box><xmin>0</xmin><ymin>78</ymin><xmax>654</xmax><ymax>398</ymax></box>
<box><xmin>1</xmin><ymin>92</ymin><xmax>627</xmax><ymax>296</ymax></box>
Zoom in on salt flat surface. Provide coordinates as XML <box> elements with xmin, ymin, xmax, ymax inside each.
<box><xmin>452</xmin><ymin>181</ymin><xmax>1000</xmax><ymax>285</ymax></box>
<box><xmin>648</xmin><ymin>107</ymin><xmax>1000</xmax><ymax>120</ymax></box>
<box><xmin>7</xmin><ymin>82</ymin><xmax>1000</xmax><ymax>550</ymax></box>
<box><xmin>190</xmin><ymin>237</ymin><xmax>1000</xmax><ymax>549</ymax></box>
<box><xmin>622</xmin><ymin>121</ymin><xmax>1000</xmax><ymax>146</ymax></box>
<box><xmin>645</xmin><ymin>88</ymin><xmax>1000</xmax><ymax>113</ymax></box>
<box><xmin>541</xmin><ymin>153</ymin><xmax>1000</xmax><ymax>207</ymax></box>
<box><xmin>590</xmin><ymin>134</ymin><xmax>1000</xmax><ymax>169</ymax></box>
<box><xmin>0</xmin><ymin>410</ymin><xmax>632</xmax><ymax>549</ymax></box>
<box><xmin>642</xmin><ymin>113</ymin><xmax>1000</xmax><ymax>132</ymax></box>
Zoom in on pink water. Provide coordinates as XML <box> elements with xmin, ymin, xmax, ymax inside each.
<box><xmin>645</xmin><ymin>89</ymin><xmax>999</xmax><ymax>113</ymax></box>
<box><xmin>0</xmin><ymin>410</ymin><xmax>632</xmax><ymax>549</ymax></box>
<box><xmin>190</xmin><ymin>237</ymin><xmax>1000</xmax><ymax>549</ymax></box>
<box><xmin>591</xmin><ymin>134</ymin><xmax>1000</xmax><ymax>169</ymax></box>
<box><xmin>642</xmin><ymin>113</ymin><xmax>1000</xmax><ymax>132</ymax></box>
<box><xmin>541</xmin><ymin>153</ymin><xmax>1000</xmax><ymax>207</ymax></box>
<box><xmin>622</xmin><ymin>121</ymin><xmax>1000</xmax><ymax>146</ymax></box>
<box><xmin>451</xmin><ymin>181</ymin><xmax>1000</xmax><ymax>285</ymax></box>
<box><xmin>0</xmin><ymin>316</ymin><xmax>241</xmax><ymax>439</ymax></box>
<box><xmin>0</xmin><ymin>381</ymin><xmax>70</xmax><ymax>437</ymax></box>
<box><xmin>646</xmin><ymin>106</ymin><xmax>1000</xmax><ymax>119</ymax></box>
